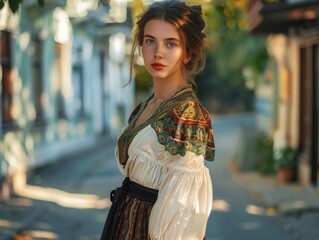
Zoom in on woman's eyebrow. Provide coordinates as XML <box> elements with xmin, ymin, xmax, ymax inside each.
<box><xmin>144</xmin><ymin>34</ymin><xmax>179</xmax><ymax>42</ymax></box>
<box><xmin>144</xmin><ymin>34</ymin><xmax>155</xmax><ymax>39</ymax></box>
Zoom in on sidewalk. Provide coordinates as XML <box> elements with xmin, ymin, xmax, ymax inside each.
<box><xmin>233</xmin><ymin>166</ymin><xmax>319</xmax><ymax>240</ymax></box>
<box><xmin>0</xmin><ymin>135</ymin><xmax>117</xmax><ymax>240</ymax></box>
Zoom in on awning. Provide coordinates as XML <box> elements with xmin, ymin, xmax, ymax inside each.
<box><xmin>247</xmin><ymin>0</ymin><xmax>319</xmax><ymax>34</ymax></box>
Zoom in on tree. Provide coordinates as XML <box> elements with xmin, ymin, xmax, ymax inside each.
<box><xmin>196</xmin><ymin>0</ymin><xmax>268</xmax><ymax>114</ymax></box>
<box><xmin>0</xmin><ymin>0</ymin><xmax>44</xmax><ymax>13</ymax></box>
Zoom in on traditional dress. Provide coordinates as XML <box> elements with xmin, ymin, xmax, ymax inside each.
<box><xmin>101</xmin><ymin>85</ymin><xmax>215</xmax><ymax>240</ymax></box>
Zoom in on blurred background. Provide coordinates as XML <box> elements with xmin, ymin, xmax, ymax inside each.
<box><xmin>0</xmin><ymin>0</ymin><xmax>318</xmax><ymax>239</ymax></box>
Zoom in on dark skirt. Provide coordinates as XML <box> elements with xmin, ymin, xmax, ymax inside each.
<box><xmin>100</xmin><ymin>178</ymin><xmax>159</xmax><ymax>240</ymax></box>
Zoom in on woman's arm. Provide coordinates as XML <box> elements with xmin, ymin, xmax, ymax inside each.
<box><xmin>149</xmin><ymin>152</ymin><xmax>212</xmax><ymax>240</ymax></box>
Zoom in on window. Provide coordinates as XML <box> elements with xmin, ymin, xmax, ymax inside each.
<box><xmin>1</xmin><ymin>31</ymin><xmax>14</xmax><ymax>127</ymax></box>
<box><xmin>33</xmin><ymin>37</ymin><xmax>45</xmax><ymax>122</ymax></box>
<box><xmin>72</xmin><ymin>45</ymin><xmax>85</xmax><ymax>117</ymax></box>
<box><xmin>55</xmin><ymin>42</ymin><xmax>66</xmax><ymax>119</ymax></box>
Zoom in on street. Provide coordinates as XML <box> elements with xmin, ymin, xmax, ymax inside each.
<box><xmin>1</xmin><ymin>1</ymin><xmax>319</xmax><ymax>239</ymax></box>
<box><xmin>1</xmin><ymin>114</ymin><xmax>293</xmax><ymax>240</ymax></box>
<box><xmin>206</xmin><ymin>114</ymin><xmax>291</xmax><ymax>240</ymax></box>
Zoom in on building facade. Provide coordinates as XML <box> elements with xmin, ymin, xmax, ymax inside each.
<box><xmin>248</xmin><ymin>0</ymin><xmax>319</xmax><ymax>187</ymax></box>
<box><xmin>0</xmin><ymin>0</ymin><xmax>134</xmax><ymax>197</ymax></box>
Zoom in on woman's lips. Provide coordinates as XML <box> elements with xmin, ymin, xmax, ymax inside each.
<box><xmin>151</xmin><ymin>63</ymin><xmax>166</xmax><ymax>70</ymax></box>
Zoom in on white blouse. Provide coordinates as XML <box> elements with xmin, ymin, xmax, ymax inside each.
<box><xmin>116</xmin><ymin>125</ymin><xmax>213</xmax><ymax>240</ymax></box>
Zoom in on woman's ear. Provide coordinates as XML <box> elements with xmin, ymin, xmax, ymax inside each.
<box><xmin>184</xmin><ymin>52</ymin><xmax>191</xmax><ymax>64</ymax></box>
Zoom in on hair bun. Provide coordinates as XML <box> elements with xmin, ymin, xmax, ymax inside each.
<box><xmin>189</xmin><ymin>5</ymin><xmax>205</xmax><ymax>32</ymax></box>
<box><xmin>190</xmin><ymin>5</ymin><xmax>203</xmax><ymax>15</ymax></box>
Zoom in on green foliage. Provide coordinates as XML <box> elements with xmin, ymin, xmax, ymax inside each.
<box><xmin>197</xmin><ymin>0</ymin><xmax>268</xmax><ymax>114</ymax></box>
<box><xmin>10</xmin><ymin>0</ymin><xmax>22</xmax><ymax>13</ymax></box>
<box><xmin>254</xmin><ymin>132</ymin><xmax>276</xmax><ymax>175</ymax></box>
<box><xmin>135</xmin><ymin>65</ymin><xmax>152</xmax><ymax>92</ymax></box>
<box><xmin>37</xmin><ymin>0</ymin><xmax>44</xmax><ymax>7</ymax></box>
<box><xmin>264</xmin><ymin>0</ymin><xmax>280</xmax><ymax>3</ymax></box>
<box><xmin>0</xmin><ymin>0</ymin><xmax>44</xmax><ymax>13</ymax></box>
<box><xmin>273</xmin><ymin>145</ymin><xmax>297</xmax><ymax>170</ymax></box>
<box><xmin>252</xmin><ymin>133</ymin><xmax>298</xmax><ymax>174</ymax></box>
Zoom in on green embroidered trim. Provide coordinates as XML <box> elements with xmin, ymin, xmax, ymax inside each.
<box><xmin>117</xmin><ymin>87</ymin><xmax>215</xmax><ymax>165</ymax></box>
<box><xmin>151</xmin><ymin>100</ymin><xmax>215</xmax><ymax>161</ymax></box>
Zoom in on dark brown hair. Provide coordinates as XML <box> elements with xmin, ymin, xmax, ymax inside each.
<box><xmin>129</xmin><ymin>0</ymin><xmax>206</xmax><ymax>85</ymax></box>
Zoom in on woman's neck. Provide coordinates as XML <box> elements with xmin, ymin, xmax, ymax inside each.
<box><xmin>152</xmin><ymin>78</ymin><xmax>188</xmax><ymax>101</ymax></box>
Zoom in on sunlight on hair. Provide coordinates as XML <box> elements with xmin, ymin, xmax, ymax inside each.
<box><xmin>15</xmin><ymin>185</ymin><xmax>111</xmax><ymax>209</ymax></box>
<box><xmin>212</xmin><ymin>199</ymin><xmax>230</xmax><ymax>212</ymax></box>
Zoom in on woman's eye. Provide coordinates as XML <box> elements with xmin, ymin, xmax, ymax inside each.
<box><xmin>145</xmin><ymin>39</ymin><xmax>155</xmax><ymax>45</ymax></box>
<box><xmin>167</xmin><ymin>42</ymin><xmax>176</xmax><ymax>48</ymax></box>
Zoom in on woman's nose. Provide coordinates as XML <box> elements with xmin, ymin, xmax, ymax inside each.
<box><xmin>154</xmin><ymin>44</ymin><xmax>163</xmax><ymax>59</ymax></box>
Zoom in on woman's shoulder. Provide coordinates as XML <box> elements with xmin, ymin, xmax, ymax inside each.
<box><xmin>171</xmin><ymin>94</ymin><xmax>211</xmax><ymax>125</ymax></box>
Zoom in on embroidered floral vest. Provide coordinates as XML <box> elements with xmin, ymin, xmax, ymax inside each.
<box><xmin>118</xmin><ymin>86</ymin><xmax>215</xmax><ymax>166</ymax></box>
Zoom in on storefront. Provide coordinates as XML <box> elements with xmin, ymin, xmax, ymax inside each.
<box><xmin>248</xmin><ymin>0</ymin><xmax>319</xmax><ymax>187</ymax></box>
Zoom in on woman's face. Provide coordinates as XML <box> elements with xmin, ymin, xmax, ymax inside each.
<box><xmin>141</xmin><ymin>19</ymin><xmax>185</xmax><ymax>82</ymax></box>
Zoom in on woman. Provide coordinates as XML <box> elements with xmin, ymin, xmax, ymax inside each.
<box><xmin>100</xmin><ymin>1</ymin><xmax>215</xmax><ymax>239</ymax></box>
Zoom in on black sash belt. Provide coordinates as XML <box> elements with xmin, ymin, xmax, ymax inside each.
<box><xmin>127</xmin><ymin>179</ymin><xmax>159</xmax><ymax>202</ymax></box>
<box><xmin>100</xmin><ymin>177</ymin><xmax>159</xmax><ymax>240</ymax></box>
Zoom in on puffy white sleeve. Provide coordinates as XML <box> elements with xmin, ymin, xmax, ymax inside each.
<box><xmin>149</xmin><ymin>152</ymin><xmax>213</xmax><ymax>240</ymax></box>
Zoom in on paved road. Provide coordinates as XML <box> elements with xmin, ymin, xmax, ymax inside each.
<box><xmin>206</xmin><ymin>114</ymin><xmax>291</xmax><ymax>240</ymax></box>
<box><xmin>10</xmin><ymin>140</ymin><xmax>122</xmax><ymax>240</ymax></box>
<box><xmin>2</xmin><ymin>114</ymin><xmax>293</xmax><ymax>240</ymax></box>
